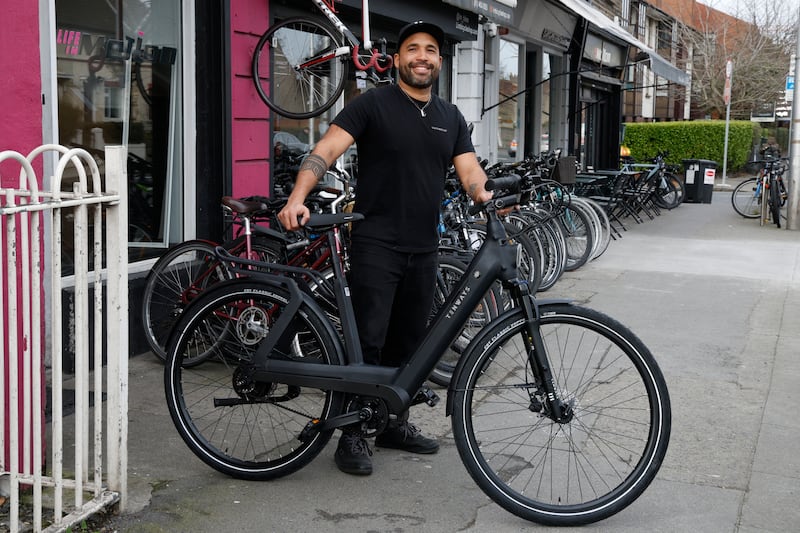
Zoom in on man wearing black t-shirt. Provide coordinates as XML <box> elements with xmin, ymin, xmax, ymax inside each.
<box><xmin>278</xmin><ymin>21</ymin><xmax>492</xmax><ymax>476</ymax></box>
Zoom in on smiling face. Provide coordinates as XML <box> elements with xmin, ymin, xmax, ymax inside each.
<box><xmin>394</xmin><ymin>31</ymin><xmax>442</xmax><ymax>92</ymax></box>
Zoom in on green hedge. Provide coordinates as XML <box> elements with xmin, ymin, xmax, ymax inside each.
<box><xmin>622</xmin><ymin>121</ymin><xmax>757</xmax><ymax>171</ymax></box>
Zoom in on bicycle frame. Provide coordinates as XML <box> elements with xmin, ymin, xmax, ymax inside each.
<box><xmin>236</xmin><ymin>205</ymin><xmax>567</xmax><ymax>430</ymax></box>
<box><xmin>309</xmin><ymin>0</ymin><xmax>390</xmax><ymax>71</ymax></box>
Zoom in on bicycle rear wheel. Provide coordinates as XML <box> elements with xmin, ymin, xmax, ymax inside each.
<box><xmin>142</xmin><ymin>236</ymin><xmax>286</xmax><ymax>363</ymax></box>
<box><xmin>252</xmin><ymin>17</ymin><xmax>349</xmax><ymax>119</ymax></box>
<box><xmin>652</xmin><ymin>172</ymin><xmax>684</xmax><ymax>210</ymax></box>
<box><xmin>451</xmin><ymin>303</ymin><xmax>671</xmax><ymax>526</ymax></box>
<box><xmin>142</xmin><ymin>240</ymin><xmax>228</xmax><ymax>362</ymax></box>
<box><xmin>164</xmin><ymin>279</ymin><xmax>345</xmax><ymax>480</ymax></box>
<box><xmin>731</xmin><ymin>177</ymin><xmax>761</xmax><ymax>218</ymax></box>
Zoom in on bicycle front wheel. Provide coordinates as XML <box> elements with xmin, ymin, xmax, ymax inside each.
<box><xmin>252</xmin><ymin>17</ymin><xmax>349</xmax><ymax>119</ymax></box>
<box><xmin>164</xmin><ymin>279</ymin><xmax>345</xmax><ymax>480</ymax></box>
<box><xmin>451</xmin><ymin>303</ymin><xmax>671</xmax><ymax>526</ymax></box>
<box><xmin>731</xmin><ymin>177</ymin><xmax>761</xmax><ymax>218</ymax></box>
<box><xmin>769</xmin><ymin>179</ymin><xmax>782</xmax><ymax>228</ymax></box>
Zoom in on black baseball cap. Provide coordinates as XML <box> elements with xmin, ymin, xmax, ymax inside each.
<box><xmin>397</xmin><ymin>20</ymin><xmax>445</xmax><ymax>51</ymax></box>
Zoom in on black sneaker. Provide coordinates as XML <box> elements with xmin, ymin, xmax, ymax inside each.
<box><xmin>334</xmin><ymin>432</ymin><xmax>373</xmax><ymax>475</ymax></box>
<box><xmin>375</xmin><ymin>421</ymin><xmax>439</xmax><ymax>454</ymax></box>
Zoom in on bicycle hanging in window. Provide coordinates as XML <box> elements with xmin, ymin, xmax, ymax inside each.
<box><xmin>252</xmin><ymin>0</ymin><xmax>394</xmax><ymax>119</ymax></box>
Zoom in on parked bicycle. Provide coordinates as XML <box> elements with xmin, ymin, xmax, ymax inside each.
<box><xmin>731</xmin><ymin>147</ymin><xmax>788</xmax><ymax>228</ymax></box>
<box><xmin>252</xmin><ymin>0</ymin><xmax>394</xmax><ymax>119</ymax></box>
<box><xmin>163</xmin><ymin>174</ymin><xmax>671</xmax><ymax>526</ymax></box>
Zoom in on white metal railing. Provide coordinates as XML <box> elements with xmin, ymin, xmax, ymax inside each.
<box><xmin>0</xmin><ymin>145</ymin><xmax>128</xmax><ymax>532</ymax></box>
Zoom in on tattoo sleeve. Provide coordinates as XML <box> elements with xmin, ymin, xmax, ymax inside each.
<box><xmin>299</xmin><ymin>154</ymin><xmax>328</xmax><ymax>180</ymax></box>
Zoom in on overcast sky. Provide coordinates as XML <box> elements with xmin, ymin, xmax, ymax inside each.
<box><xmin>702</xmin><ymin>0</ymin><xmax>799</xmax><ymax>20</ymax></box>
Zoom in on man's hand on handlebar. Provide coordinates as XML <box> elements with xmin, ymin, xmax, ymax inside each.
<box><xmin>277</xmin><ymin>202</ymin><xmax>311</xmax><ymax>232</ymax></box>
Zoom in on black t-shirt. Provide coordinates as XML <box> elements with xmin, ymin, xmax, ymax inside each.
<box><xmin>332</xmin><ymin>84</ymin><xmax>475</xmax><ymax>252</ymax></box>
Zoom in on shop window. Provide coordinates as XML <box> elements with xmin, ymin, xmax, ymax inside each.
<box><xmin>55</xmin><ymin>0</ymin><xmax>182</xmax><ymax>271</ymax></box>
<box><xmin>498</xmin><ymin>39</ymin><xmax>521</xmax><ymax>161</ymax></box>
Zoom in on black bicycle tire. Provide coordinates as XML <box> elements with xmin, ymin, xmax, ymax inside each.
<box><xmin>164</xmin><ymin>279</ymin><xmax>345</xmax><ymax>480</ymax></box>
<box><xmin>428</xmin><ymin>254</ymin><xmax>502</xmax><ymax>387</ymax></box>
<box><xmin>731</xmin><ymin>177</ymin><xmax>761</xmax><ymax>218</ymax></box>
<box><xmin>577</xmin><ymin>197</ymin><xmax>612</xmax><ymax>260</ymax></box>
<box><xmin>252</xmin><ymin>17</ymin><xmax>349</xmax><ymax>119</ymax></box>
<box><xmin>769</xmin><ymin>178</ymin><xmax>781</xmax><ymax>228</ymax></box>
<box><xmin>559</xmin><ymin>203</ymin><xmax>594</xmax><ymax>272</ymax></box>
<box><xmin>504</xmin><ymin>210</ymin><xmax>563</xmax><ymax>292</ymax></box>
<box><xmin>142</xmin><ymin>240</ymin><xmax>227</xmax><ymax>362</ymax></box>
<box><xmin>451</xmin><ymin>303</ymin><xmax>671</xmax><ymax>526</ymax></box>
<box><xmin>143</xmin><ymin>235</ymin><xmax>287</xmax><ymax>363</ymax></box>
<box><xmin>653</xmin><ymin>172</ymin><xmax>684</xmax><ymax>210</ymax></box>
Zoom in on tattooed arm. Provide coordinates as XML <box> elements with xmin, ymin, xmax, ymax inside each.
<box><xmin>277</xmin><ymin>125</ymin><xmax>355</xmax><ymax>231</ymax></box>
<box><xmin>453</xmin><ymin>152</ymin><xmax>492</xmax><ymax>204</ymax></box>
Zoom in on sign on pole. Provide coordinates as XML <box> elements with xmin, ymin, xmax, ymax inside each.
<box><xmin>723</xmin><ymin>60</ymin><xmax>733</xmax><ymax>105</ymax></box>
<box><xmin>722</xmin><ymin>60</ymin><xmax>733</xmax><ymax>186</ymax></box>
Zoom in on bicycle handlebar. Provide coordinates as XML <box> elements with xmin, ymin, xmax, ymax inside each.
<box><xmin>486</xmin><ymin>174</ymin><xmax>522</xmax><ymax>192</ymax></box>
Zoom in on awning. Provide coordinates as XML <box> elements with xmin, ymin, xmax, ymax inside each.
<box><xmin>557</xmin><ymin>0</ymin><xmax>690</xmax><ymax>86</ymax></box>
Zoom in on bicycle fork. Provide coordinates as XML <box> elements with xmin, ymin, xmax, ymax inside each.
<box><xmin>511</xmin><ymin>281</ymin><xmax>574</xmax><ymax>423</ymax></box>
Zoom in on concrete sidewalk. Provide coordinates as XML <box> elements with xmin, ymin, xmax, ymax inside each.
<box><xmin>107</xmin><ymin>192</ymin><xmax>800</xmax><ymax>532</ymax></box>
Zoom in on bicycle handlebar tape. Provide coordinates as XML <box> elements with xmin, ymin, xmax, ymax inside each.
<box><xmin>485</xmin><ymin>173</ymin><xmax>522</xmax><ymax>193</ymax></box>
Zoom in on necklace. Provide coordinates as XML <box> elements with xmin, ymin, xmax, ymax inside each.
<box><xmin>399</xmin><ymin>87</ymin><xmax>432</xmax><ymax>117</ymax></box>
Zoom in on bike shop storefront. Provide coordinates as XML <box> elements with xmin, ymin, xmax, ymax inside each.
<box><xmin>465</xmin><ymin>0</ymin><xmax>576</xmax><ymax>164</ymax></box>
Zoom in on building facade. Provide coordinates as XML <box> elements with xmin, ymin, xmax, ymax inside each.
<box><xmin>3</xmin><ymin>0</ymin><xmax>690</xmax><ymax>356</ymax></box>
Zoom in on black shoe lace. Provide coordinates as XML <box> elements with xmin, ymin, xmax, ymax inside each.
<box><xmin>397</xmin><ymin>422</ymin><xmax>420</xmax><ymax>440</ymax></box>
<box><xmin>343</xmin><ymin>434</ymin><xmax>373</xmax><ymax>456</ymax></box>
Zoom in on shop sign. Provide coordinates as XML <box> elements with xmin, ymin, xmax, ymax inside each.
<box><xmin>56</xmin><ymin>28</ymin><xmax>177</xmax><ymax>69</ymax></box>
<box><xmin>443</xmin><ymin>0</ymin><xmax>517</xmax><ymax>26</ymax></box>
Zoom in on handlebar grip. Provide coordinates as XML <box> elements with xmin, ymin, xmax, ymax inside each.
<box><xmin>485</xmin><ymin>173</ymin><xmax>521</xmax><ymax>192</ymax></box>
<box><xmin>467</xmin><ymin>193</ymin><xmax>520</xmax><ymax>216</ymax></box>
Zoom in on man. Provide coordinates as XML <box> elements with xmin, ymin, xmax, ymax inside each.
<box><xmin>277</xmin><ymin>20</ymin><xmax>492</xmax><ymax>475</ymax></box>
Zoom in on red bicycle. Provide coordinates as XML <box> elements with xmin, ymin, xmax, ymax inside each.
<box><xmin>251</xmin><ymin>0</ymin><xmax>394</xmax><ymax>119</ymax></box>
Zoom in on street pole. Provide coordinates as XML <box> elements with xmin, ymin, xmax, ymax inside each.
<box><xmin>721</xmin><ymin>60</ymin><xmax>733</xmax><ymax>187</ymax></box>
<box><xmin>789</xmin><ymin>13</ymin><xmax>800</xmax><ymax>230</ymax></box>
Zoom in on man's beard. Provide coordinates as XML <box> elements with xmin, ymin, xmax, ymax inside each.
<box><xmin>398</xmin><ymin>62</ymin><xmax>439</xmax><ymax>89</ymax></box>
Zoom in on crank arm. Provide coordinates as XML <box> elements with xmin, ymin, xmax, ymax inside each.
<box><xmin>298</xmin><ymin>411</ymin><xmax>364</xmax><ymax>442</ymax></box>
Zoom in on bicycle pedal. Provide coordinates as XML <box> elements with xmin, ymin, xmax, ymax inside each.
<box><xmin>412</xmin><ymin>386</ymin><xmax>440</xmax><ymax>407</ymax></box>
<box><xmin>299</xmin><ymin>418</ymin><xmax>322</xmax><ymax>442</ymax></box>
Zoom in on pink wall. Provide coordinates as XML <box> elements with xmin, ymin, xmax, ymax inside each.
<box><xmin>0</xmin><ymin>2</ymin><xmax>43</xmax><ymax>182</ymax></box>
<box><xmin>0</xmin><ymin>1</ymin><xmax>44</xmax><ymax>474</ymax></box>
<box><xmin>229</xmin><ymin>0</ymin><xmax>272</xmax><ymax>198</ymax></box>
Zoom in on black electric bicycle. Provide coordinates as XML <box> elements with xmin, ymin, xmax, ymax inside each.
<box><xmin>163</xmin><ymin>175</ymin><xmax>671</xmax><ymax>526</ymax></box>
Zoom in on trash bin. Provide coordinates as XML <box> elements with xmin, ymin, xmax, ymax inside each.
<box><xmin>682</xmin><ymin>159</ymin><xmax>718</xmax><ymax>203</ymax></box>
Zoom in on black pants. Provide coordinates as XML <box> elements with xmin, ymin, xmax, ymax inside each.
<box><xmin>348</xmin><ymin>242</ymin><xmax>438</xmax><ymax>367</ymax></box>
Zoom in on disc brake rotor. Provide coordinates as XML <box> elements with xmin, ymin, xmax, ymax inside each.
<box><xmin>235</xmin><ymin>305</ymin><xmax>270</xmax><ymax>345</ymax></box>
